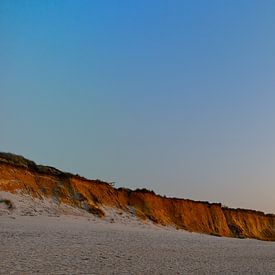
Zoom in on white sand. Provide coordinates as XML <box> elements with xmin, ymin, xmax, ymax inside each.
<box><xmin>1</xmin><ymin>192</ymin><xmax>275</xmax><ymax>274</ymax></box>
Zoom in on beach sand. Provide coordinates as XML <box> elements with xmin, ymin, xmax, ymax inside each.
<box><xmin>1</xmin><ymin>192</ymin><xmax>275</xmax><ymax>274</ymax></box>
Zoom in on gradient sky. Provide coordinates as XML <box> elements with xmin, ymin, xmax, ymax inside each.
<box><xmin>1</xmin><ymin>0</ymin><xmax>275</xmax><ymax>213</ymax></box>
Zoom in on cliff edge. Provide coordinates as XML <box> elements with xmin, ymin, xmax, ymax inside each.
<box><xmin>0</xmin><ymin>152</ymin><xmax>274</xmax><ymax>241</ymax></box>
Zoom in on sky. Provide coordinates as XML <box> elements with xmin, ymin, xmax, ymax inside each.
<box><xmin>1</xmin><ymin>0</ymin><xmax>275</xmax><ymax>213</ymax></box>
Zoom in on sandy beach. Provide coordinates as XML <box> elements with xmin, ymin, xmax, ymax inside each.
<box><xmin>2</xmin><ymin>0</ymin><xmax>275</xmax><ymax>273</ymax></box>
<box><xmin>1</xmin><ymin>213</ymin><xmax>275</xmax><ymax>274</ymax></box>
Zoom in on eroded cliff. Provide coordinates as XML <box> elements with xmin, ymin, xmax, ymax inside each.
<box><xmin>0</xmin><ymin>152</ymin><xmax>274</xmax><ymax>241</ymax></box>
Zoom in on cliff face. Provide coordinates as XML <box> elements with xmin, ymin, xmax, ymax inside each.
<box><xmin>0</xmin><ymin>152</ymin><xmax>275</xmax><ymax>241</ymax></box>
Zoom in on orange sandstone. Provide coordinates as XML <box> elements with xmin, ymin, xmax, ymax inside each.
<box><xmin>0</xmin><ymin>153</ymin><xmax>274</xmax><ymax>241</ymax></box>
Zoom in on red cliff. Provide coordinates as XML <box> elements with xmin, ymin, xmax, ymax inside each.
<box><xmin>0</xmin><ymin>152</ymin><xmax>274</xmax><ymax>241</ymax></box>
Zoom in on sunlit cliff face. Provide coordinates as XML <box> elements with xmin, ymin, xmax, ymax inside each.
<box><xmin>0</xmin><ymin>152</ymin><xmax>275</xmax><ymax>241</ymax></box>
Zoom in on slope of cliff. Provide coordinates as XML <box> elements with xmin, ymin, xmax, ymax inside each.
<box><xmin>0</xmin><ymin>152</ymin><xmax>274</xmax><ymax>241</ymax></box>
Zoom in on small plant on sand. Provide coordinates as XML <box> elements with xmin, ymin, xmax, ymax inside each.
<box><xmin>0</xmin><ymin>199</ymin><xmax>14</xmax><ymax>209</ymax></box>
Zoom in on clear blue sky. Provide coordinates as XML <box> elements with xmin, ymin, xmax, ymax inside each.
<box><xmin>1</xmin><ymin>0</ymin><xmax>275</xmax><ymax>213</ymax></box>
